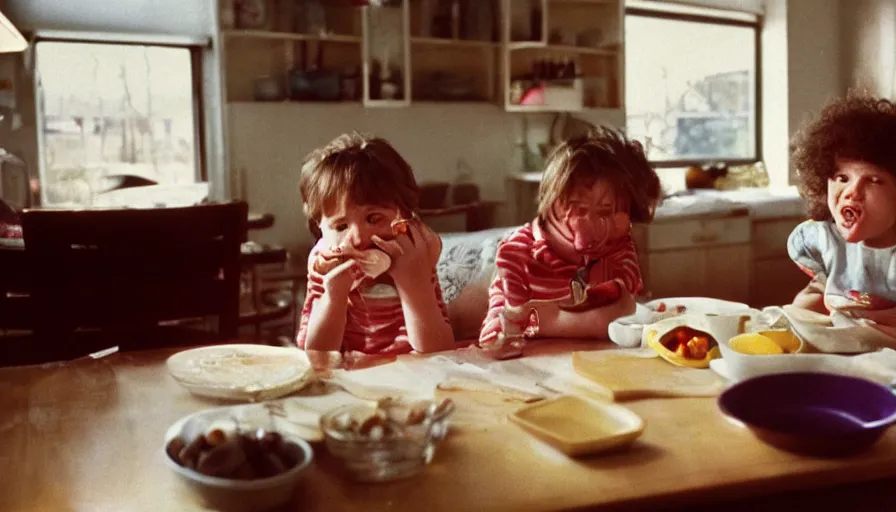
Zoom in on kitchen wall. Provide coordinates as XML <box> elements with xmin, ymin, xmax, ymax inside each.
<box><xmin>228</xmin><ymin>103</ymin><xmax>622</xmax><ymax>253</ymax></box>
<box><xmin>840</xmin><ymin>0</ymin><xmax>896</xmax><ymax>96</ymax></box>
<box><xmin>760</xmin><ymin>0</ymin><xmax>842</xmax><ymax>187</ymax></box>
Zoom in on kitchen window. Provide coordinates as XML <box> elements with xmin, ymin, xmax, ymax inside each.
<box><xmin>624</xmin><ymin>2</ymin><xmax>760</xmax><ymax>167</ymax></box>
<box><xmin>34</xmin><ymin>38</ymin><xmax>205</xmax><ymax>208</ymax></box>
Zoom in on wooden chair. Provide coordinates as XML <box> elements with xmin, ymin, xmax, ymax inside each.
<box><xmin>0</xmin><ymin>245</ymin><xmax>32</xmax><ymax>332</ymax></box>
<box><xmin>7</xmin><ymin>201</ymin><xmax>247</xmax><ymax>364</ymax></box>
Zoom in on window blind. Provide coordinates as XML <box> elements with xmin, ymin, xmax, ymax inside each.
<box><xmin>4</xmin><ymin>0</ymin><xmax>213</xmax><ymax>38</ymax></box>
<box><xmin>627</xmin><ymin>0</ymin><xmax>765</xmax><ymax>15</ymax></box>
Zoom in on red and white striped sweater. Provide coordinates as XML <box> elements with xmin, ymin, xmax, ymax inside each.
<box><xmin>296</xmin><ymin>244</ymin><xmax>450</xmax><ymax>355</ymax></box>
<box><xmin>479</xmin><ymin>221</ymin><xmax>643</xmax><ymax>345</ymax></box>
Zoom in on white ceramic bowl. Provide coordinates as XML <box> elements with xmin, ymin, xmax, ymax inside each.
<box><xmin>163</xmin><ymin>411</ymin><xmax>314</xmax><ymax>512</ymax></box>
<box><xmin>716</xmin><ymin>331</ymin><xmax>816</xmax><ymax>383</ymax></box>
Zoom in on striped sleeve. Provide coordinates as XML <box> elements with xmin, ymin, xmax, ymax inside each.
<box><xmin>479</xmin><ymin>228</ymin><xmax>534</xmax><ymax>345</ymax></box>
<box><xmin>432</xmin><ymin>270</ymin><xmax>451</xmax><ymax>326</ymax></box>
<box><xmin>602</xmin><ymin>236</ymin><xmax>643</xmax><ymax>295</ymax></box>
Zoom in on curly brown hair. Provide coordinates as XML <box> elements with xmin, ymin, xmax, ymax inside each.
<box><xmin>791</xmin><ymin>92</ymin><xmax>896</xmax><ymax>220</ymax></box>
<box><xmin>537</xmin><ymin>126</ymin><xmax>661</xmax><ymax>223</ymax></box>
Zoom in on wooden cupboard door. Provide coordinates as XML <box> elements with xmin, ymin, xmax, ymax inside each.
<box><xmin>646</xmin><ymin>216</ymin><xmax>751</xmax><ymax>251</ymax></box>
<box><xmin>752</xmin><ymin>216</ymin><xmax>804</xmax><ymax>259</ymax></box>
<box><xmin>752</xmin><ymin>257</ymin><xmax>810</xmax><ymax>308</ymax></box>
<box><xmin>646</xmin><ymin>249</ymin><xmax>706</xmax><ymax>300</ymax></box>
<box><xmin>704</xmin><ymin>244</ymin><xmax>751</xmax><ymax>304</ymax></box>
<box><xmin>644</xmin><ymin>244</ymin><xmax>751</xmax><ymax>304</ymax></box>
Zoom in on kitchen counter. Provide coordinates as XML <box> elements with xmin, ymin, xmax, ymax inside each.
<box><xmin>656</xmin><ymin>186</ymin><xmax>805</xmax><ymax>221</ymax></box>
<box><xmin>508</xmin><ymin>172</ymin><xmax>805</xmax><ymax>224</ymax></box>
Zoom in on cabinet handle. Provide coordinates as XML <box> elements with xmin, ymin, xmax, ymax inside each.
<box><xmin>691</xmin><ymin>232</ymin><xmax>719</xmax><ymax>244</ymax></box>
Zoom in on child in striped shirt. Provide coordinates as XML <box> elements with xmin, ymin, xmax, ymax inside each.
<box><xmin>479</xmin><ymin>127</ymin><xmax>661</xmax><ymax>358</ymax></box>
<box><xmin>296</xmin><ymin>132</ymin><xmax>455</xmax><ymax>357</ymax></box>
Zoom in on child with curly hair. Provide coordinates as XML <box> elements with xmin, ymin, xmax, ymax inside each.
<box><xmin>788</xmin><ymin>93</ymin><xmax>896</xmax><ymax>334</ymax></box>
<box><xmin>297</xmin><ymin>132</ymin><xmax>455</xmax><ymax>356</ymax></box>
<box><xmin>479</xmin><ymin>126</ymin><xmax>662</xmax><ymax>358</ymax></box>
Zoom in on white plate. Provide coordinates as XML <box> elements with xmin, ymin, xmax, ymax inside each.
<box><xmin>167</xmin><ymin>344</ymin><xmax>315</xmax><ymax>402</ymax></box>
<box><xmin>782</xmin><ymin>305</ymin><xmax>896</xmax><ymax>354</ymax></box>
<box><xmin>608</xmin><ymin>297</ymin><xmax>753</xmax><ymax>348</ymax></box>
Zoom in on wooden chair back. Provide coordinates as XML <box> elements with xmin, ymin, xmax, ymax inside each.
<box><xmin>0</xmin><ymin>245</ymin><xmax>31</xmax><ymax>331</ymax></box>
<box><xmin>19</xmin><ymin>201</ymin><xmax>247</xmax><ymax>346</ymax></box>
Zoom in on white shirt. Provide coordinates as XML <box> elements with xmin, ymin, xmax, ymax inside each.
<box><xmin>787</xmin><ymin>220</ymin><xmax>896</xmax><ymax>307</ymax></box>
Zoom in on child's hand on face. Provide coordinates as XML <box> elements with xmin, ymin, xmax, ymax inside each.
<box><xmin>371</xmin><ymin>220</ymin><xmax>436</xmax><ymax>289</ymax></box>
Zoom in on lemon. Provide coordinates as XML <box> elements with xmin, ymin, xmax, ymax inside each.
<box><xmin>728</xmin><ymin>333</ymin><xmax>784</xmax><ymax>355</ymax></box>
<box><xmin>759</xmin><ymin>330</ymin><xmax>801</xmax><ymax>353</ymax></box>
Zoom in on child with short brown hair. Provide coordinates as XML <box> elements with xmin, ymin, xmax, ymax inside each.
<box><xmin>479</xmin><ymin>126</ymin><xmax>661</xmax><ymax>357</ymax></box>
<box><xmin>297</xmin><ymin>132</ymin><xmax>455</xmax><ymax>355</ymax></box>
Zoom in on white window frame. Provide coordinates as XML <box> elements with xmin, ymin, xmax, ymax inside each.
<box><xmin>30</xmin><ymin>31</ymin><xmax>211</xmax><ymax>207</ymax></box>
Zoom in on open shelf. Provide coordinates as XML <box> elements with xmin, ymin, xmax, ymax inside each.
<box><xmin>223</xmin><ymin>29</ymin><xmax>361</xmax><ymax>44</ymax></box>
<box><xmin>549</xmin><ymin>0</ymin><xmax>617</xmax><ymax>4</ymax></box>
<box><xmin>411</xmin><ymin>36</ymin><xmax>498</xmax><ymax>49</ymax></box>
<box><xmin>220</xmin><ymin>0</ymin><xmax>624</xmax><ymax>111</ymax></box>
<box><xmin>543</xmin><ymin>44</ymin><xmax>618</xmax><ymax>55</ymax></box>
<box><xmin>499</xmin><ymin>0</ymin><xmax>623</xmax><ymax>112</ymax></box>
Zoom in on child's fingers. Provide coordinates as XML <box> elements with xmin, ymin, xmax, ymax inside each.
<box><xmin>330</xmin><ymin>257</ymin><xmax>360</xmax><ymax>278</ymax></box>
<box><xmin>404</xmin><ymin>220</ymin><xmax>425</xmax><ymax>248</ymax></box>
<box><xmin>314</xmin><ymin>251</ymin><xmax>344</xmax><ymax>274</ymax></box>
<box><xmin>371</xmin><ymin>235</ymin><xmax>404</xmax><ymax>260</ymax></box>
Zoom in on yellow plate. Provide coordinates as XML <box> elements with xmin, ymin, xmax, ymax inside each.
<box><xmin>508</xmin><ymin>395</ymin><xmax>645</xmax><ymax>456</ymax></box>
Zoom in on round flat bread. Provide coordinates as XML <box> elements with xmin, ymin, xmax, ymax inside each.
<box><xmin>167</xmin><ymin>345</ymin><xmax>314</xmax><ymax>402</ymax></box>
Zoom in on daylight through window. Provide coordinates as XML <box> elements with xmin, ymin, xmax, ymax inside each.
<box><xmin>35</xmin><ymin>42</ymin><xmax>199</xmax><ymax>207</ymax></box>
<box><xmin>625</xmin><ymin>9</ymin><xmax>759</xmax><ymax>165</ymax></box>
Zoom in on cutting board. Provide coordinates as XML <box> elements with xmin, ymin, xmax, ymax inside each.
<box><xmin>572</xmin><ymin>349</ymin><xmax>726</xmax><ymax>401</ymax></box>
<box><xmin>434</xmin><ymin>378</ymin><xmax>545</xmax><ymax>431</ymax></box>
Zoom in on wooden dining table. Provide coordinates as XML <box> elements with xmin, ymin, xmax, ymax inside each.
<box><xmin>2</xmin><ymin>340</ymin><xmax>896</xmax><ymax>512</ymax></box>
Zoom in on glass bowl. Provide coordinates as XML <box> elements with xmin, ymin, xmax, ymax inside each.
<box><xmin>319</xmin><ymin>398</ymin><xmax>455</xmax><ymax>482</ymax></box>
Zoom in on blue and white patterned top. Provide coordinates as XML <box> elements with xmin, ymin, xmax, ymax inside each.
<box><xmin>787</xmin><ymin>220</ymin><xmax>896</xmax><ymax>307</ymax></box>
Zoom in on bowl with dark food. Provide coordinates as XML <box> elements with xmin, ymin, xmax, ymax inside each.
<box><xmin>718</xmin><ymin>372</ymin><xmax>896</xmax><ymax>457</ymax></box>
<box><xmin>320</xmin><ymin>397</ymin><xmax>455</xmax><ymax>482</ymax></box>
<box><xmin>164</xmin><ymin>412</ymin><xmax>314</xmax><ymax>512</ymax></box>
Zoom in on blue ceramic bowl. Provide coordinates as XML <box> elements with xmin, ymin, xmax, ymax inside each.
<box><xmin>718</xmin><ymin>372</ymin><xmax>896</xmax><ymax>457</ymax></box>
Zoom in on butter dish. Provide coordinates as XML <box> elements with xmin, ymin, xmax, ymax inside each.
<box><xmin>508</xmin><ymin>395</ymin><xmax>645</xmax><ymax>456</ymax></box>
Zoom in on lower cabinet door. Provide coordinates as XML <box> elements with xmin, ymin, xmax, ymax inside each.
<box><xmin>645</xmin><ymin>244</ymin><xmax>751</xmax><ymax>304</ymax></box>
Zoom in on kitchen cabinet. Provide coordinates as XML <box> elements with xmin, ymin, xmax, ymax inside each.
<box><xmin>634</xmin><ymin>212</ymin><xmax>752</xmax><ymax>305</ymax></box>
<box><xmin>750</xmin><ymin>216</ymin><xmax>808</xmax><ymax>308</ymax></box>
<box><xmin>633</xmin><ymin>212</ymin><xmax>808</xmax><ymax>307</ymax></box>
<box><xmin>218</xmin><ymin>0</ymin><xmax>624</xmax><ymax>115</ymax></box>
<box><xmin>221</xmin><ymin>0</ymin><xmax>499</xmax><ymax>106</ymax></box>
<box><xmin>500</xmin><ymin>0</ymin><xmax>624</xmax><ymax>113</ymax></box>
